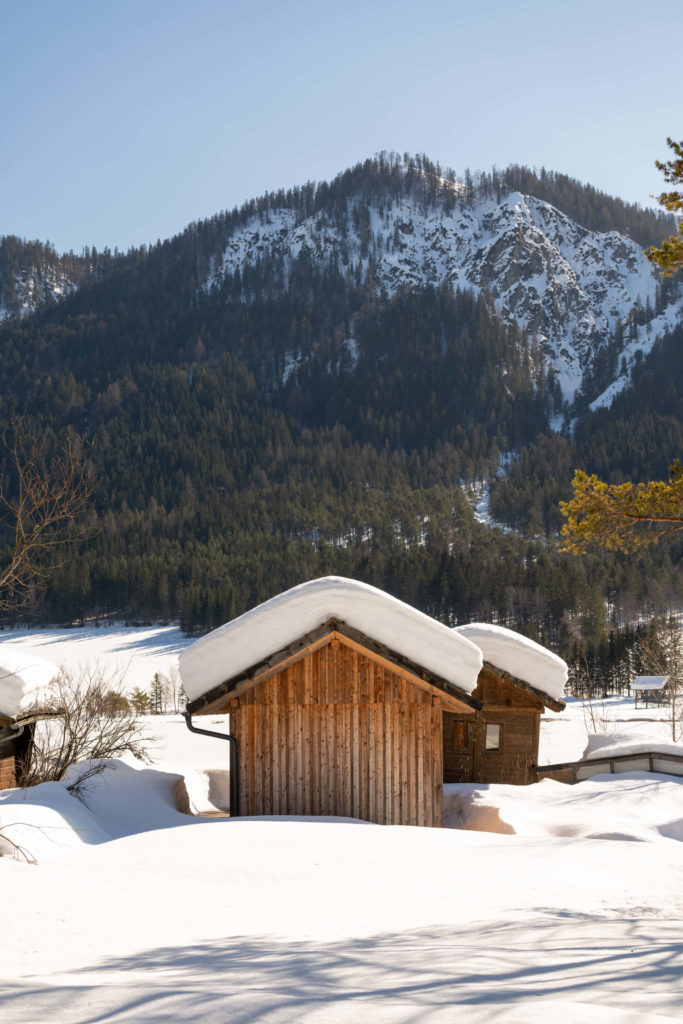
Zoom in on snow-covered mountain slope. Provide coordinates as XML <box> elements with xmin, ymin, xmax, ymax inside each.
<box><xmin>0</xmin><ymin>240</ymin><xmax>79</xmax><ymax>321</ymax></box>
<box><xmin>210</xmin><ymin>190</ymin><xmax>683</xmax><ymax>405</ymax></box>
<box><xmin>0</xmin><ymin>264</ymin><xmax>77</xmax><ymax>321</ymax></box>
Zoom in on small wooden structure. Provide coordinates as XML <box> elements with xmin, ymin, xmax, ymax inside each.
<box><xmin>0</xmin><ymin>650</ymin><xmax>58</xmax><ymax>790</ymax></box>
<box><xmin>632</xmin><ymin>676</ymin><xmax>669</xmax><ymax>709</ymax></box>
<box><xmin>443</xmin><ymin>662</ymin><xmax>566</xmax><ymax>785</ymax></box>
<box><xmin>0</xmin><ymin>713</ymin><xmax>41</xmax><ymax>789</ymax></box>
<box><xmin>180</xmin><ymin>579</ymin><xmax>568</xmax><ymax>825</ymax></box>
<box><xmin>185</xmin><ymin>618</ymin><xmax>480</xmax><ymax>827</ymax></box>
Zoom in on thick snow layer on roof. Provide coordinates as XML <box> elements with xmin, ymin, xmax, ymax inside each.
<box><xmin>453</xmin><ymin>622</ymin><xmax>567</xmax><ymax>702</ymax></box>
<box><xmin>583</xmin><ymin>732</ymin><xmax>683</xmax><ymax>761</ymax></box>
<box><xmin>180</xmin><ymin>576</ymin><xmax>483</xmax><ymax>703</ymax></box>
<box><xmin>0</xmin><ymin>646</ymin><xmax>57</xmax><ymax>719</ymax></box>
<box><xmin>632</xmin><ymin>676</ymin><xmax>668</xmax><ymax>691</ymax></box>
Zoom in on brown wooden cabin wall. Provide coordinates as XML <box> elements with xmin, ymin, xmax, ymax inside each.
<box><xmin>443</xmin><ymin>669</ymin><xmax>544</xmax><ymax>786</ymax></box>
<box><xmin>0</xmin><ymin>751</ymin><xmax>17</xmax><ymax>789</ymax></box>
<box><xmin>0</xmin><ymin>726</ymin><xmax>34</xmax><ymax>790</ymax></box>
<box><xmin>227</xmin><ymin>638</ymin><xmax>444</xmax><ymax>827</ymax></box>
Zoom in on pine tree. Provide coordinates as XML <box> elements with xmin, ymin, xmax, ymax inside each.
<box><xmin>646</xmin><ymin>138</ymin><xmax>683</xmax><ymax>276</ymax></box>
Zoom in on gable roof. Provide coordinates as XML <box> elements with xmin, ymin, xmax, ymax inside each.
<box><xmin>453</xmin><ymin>622</ymin><xmax>567</xmax><ymax>708</ymax></box>
<box><xmin>632</xmin><ymin>676</ymin><xmax>668</xmax><ymax>691</ymax></box>
<box><xmin>180</xmin><ymin>576</ymin><xmax>483</xmax><ymax>706</ymax></box>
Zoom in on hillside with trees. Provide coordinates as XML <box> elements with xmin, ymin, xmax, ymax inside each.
<box><xmin>0</xmin><ymin>154</ymin><xmax>681</xmax><ymax>697</ymax></box>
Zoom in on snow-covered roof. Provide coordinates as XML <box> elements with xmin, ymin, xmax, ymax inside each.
<box><xmin>632</xmin><ymin>676</ymin><xmax>668</xmax><ymax>691</ymax></box>
<box><xmin>582</xmin><ymin>732</ymin><xmax>683</xmax><ymax>761</ymax></box>
<box><xmin>453</xmin><ymin>623</ymin><xmax>567</xmax><ymax>704</ymax></box>
<box><xmin>0</xmin><ymin>646</ymin><xmax>57</xmax><ymax>720</ymax></box>
<box><xmin>180</xmin><ymin>576</ymin><xmax>483</xmax><ymax>704</ymax></box>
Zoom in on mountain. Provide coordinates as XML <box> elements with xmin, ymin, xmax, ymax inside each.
<box><xmin>0</xmin><ymin>153</ymin><xmax>681</xmax><ymax>659</ymax></box>
<box><xmin>209</xmin><ymin>182</ymin><xmax>681</xmax><ymax>407</ymax></box>
<box><xmin>3</xmin><ymin>155</ymin><xmax>680</xmax><ymax>410</ymax></box>
<box><xmin>0</xmin><ymin>236</ymin><xmax>116</xmax><ymax>321</ymax></box>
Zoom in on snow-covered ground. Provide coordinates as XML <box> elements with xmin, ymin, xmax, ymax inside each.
<box><xmin>0</xmin><ymin>622</ymin><xmax>190</xmax><ymax>693</ymax></box>
<box><xmin>2</xmin><ymin>627</ymin><xmax>683</xmax><ymax>1022</ymax></box>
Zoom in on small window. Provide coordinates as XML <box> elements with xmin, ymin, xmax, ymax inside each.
<box><xmin>453</xmin><ymin>721</ymin><xmax>469</xmax><ymax>751</ymax></box>
<box><xmin>485</xmin><ymin>723</ymin><xmax>501</xmax><ymax>751</ymax></box>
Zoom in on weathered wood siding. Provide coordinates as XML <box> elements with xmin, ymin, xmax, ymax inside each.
<box><xmin>0</xmin><ymin>726</ymin><xmax>33</xmax><ymax>790</ymax></box>
<box><xmin>444</xmin><ymin>669</ymin><xmax>545</xmax><ymax>786</ymax></box>
<box><xmin>0</xmin><ymin>752</ymin><xmax>17</xmax><ymax>789</ymax></box>
<box><xmin>227</xmin><ymin>637</ymin><xmax>444</xmax><ymax>826</ymax></box>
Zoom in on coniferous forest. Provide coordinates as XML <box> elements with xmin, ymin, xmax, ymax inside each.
<box><xmin>1</xmin><ymin>154</ymin><xmax>681</xmax><ymax>693</ymax></box>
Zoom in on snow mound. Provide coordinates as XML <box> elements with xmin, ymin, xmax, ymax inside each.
<box><xmin>180</xmin><ymin>576</ymin><xmax>483</xmax><ymax>703</ymax></box>
<box><xmin>444</xmin><ymin>774</ymin><xmax>683</xmax><ymax>843</ymax></box>
<box><xmin>454</xmin><ymin>622</ymin><xmax>567</xmax><ymax>702</ymax></box>
<box><xmin>0</xmin><ymin>759</ymin><xmax>209</xmax><ymax>861</ymax></box>
<box><xmin>60</xmin><ymin>758</ymin><xmax>192</xmax><ymax>839</ymax></box>
<box><xmin>0</xmin><ymin>646</ymin><xmax>57</xmax><ymax>719</ymax></box>
<box><xmin>0</xmin><ymin>780</ymin><xmax>112</xmax><ymax>860</ymax></box>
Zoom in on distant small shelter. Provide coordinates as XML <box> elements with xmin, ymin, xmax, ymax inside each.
<box><xmin>632</xmin><ymin>676</ymin><xmax>669</xmax><ymax>709</ymax></box>
<box><xmin>444</xmin><ymin>623</ymin><xmax>567</xmax><ymax>785</ymax></box>
<box><xmin>181</xmin><ymin>577</ymin><xmax>483</xmax><ymax>827</ymax></box>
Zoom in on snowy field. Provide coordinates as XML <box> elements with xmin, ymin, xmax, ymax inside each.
<box><xmin>0</xmin><ymin>622</ymin><xmax>190</xmax><ymax>692</ymax></box>
<box><xmin>2</xmin><ymin>627</ymin><xmax>683</xmax><ymax>1022</ymax></box>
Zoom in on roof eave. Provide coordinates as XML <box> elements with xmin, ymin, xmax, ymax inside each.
<box><xmin>482</xmin><ymin>660</ymin><xmax>566</xmax><ymax>713</ymax></box>
<box><xmin>186</xmin><ymin>617</ymin><xmax>482</xmax><ymax>715</ymax></box>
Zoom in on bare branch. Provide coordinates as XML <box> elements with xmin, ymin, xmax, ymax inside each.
<box><xmin>18</xmin><ymin>664</ymin><xmax>150</xmax><ymax>786</ymax></box>
<box><xmin>0</xmin><ymin>419</ymin><xmax>94</xmax><ymax>611</ymax></box>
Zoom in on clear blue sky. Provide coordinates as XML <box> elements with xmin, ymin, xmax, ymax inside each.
<box><xmin>2</xmin><ymin>0</ymin><xmax>680</xmax><ymax>254</ymax></box>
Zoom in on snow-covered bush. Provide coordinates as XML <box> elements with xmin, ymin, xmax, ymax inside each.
<box><xmin>19</xmin><ymin>665</ymin><xmax>150</xmax><ymax>786</ymax></box>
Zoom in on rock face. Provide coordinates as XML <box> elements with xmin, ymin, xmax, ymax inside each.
<box><xmin>210</xmin><ymin>187</ymin><xmax>682</xmax><ymax>405</ymax></box>
<box><xmin>3</xmin><ymin>164</ymin><xmax>682</xmax><ymax>409</ymax></box>
<box><xmin>0</xmin><ymin>237</ymin><xmax>80</xmax><ymax>321</ymax></box>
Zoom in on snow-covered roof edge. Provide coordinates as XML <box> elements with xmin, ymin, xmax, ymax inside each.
<box><xmin>632</xmin><ymin>676</ymin><xmax>668</xmax><ymax>690</ymax></box>
<box><xmin>453</xmin><ymin>623</ymin><xmax>567</xmax><ymax>705</ymax></box>
<box><xmin>179</xmin><ymin>576</ymin><xmax>483</xmax><ymax>704</ymax></box>
<box><xmin>0</xmin><ymin>647</ymin><xmax>58</xmax><ymax>720</ymax></box>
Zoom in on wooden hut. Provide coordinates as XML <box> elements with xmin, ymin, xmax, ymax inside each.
<box><xmin>0</xmin><ymin>714</ymin><xmax>43</xmax><ymax>789</ymax></box>
<box><xmin>445</xmin><ymin>623</ymin><xmax>567</xmax><ymax>785</ymax></box>
<box><xmin>180</xmin><ymin>577</ymin><xmax>484</xmax><ymax>827</ymax></box>
<box><xmin>0</xmin><ymin>650</ymin><xmax>57</xmax><ymax>790</ymax></box>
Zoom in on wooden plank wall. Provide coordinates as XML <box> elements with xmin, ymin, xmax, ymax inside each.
<box><xmin>443</xmin><ymin>671</ymin><xmax>545</xmax><ymax>786</ymax></box>
<box><xmin>230</xmin><ymin>638</ymin><xmax>443</xmax><ymax>827</ymax></box>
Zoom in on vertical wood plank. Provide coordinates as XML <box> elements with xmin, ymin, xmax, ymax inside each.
<box><xmin>246</xmin><ymin>704</ymin><xmax>255</xmax><ymax>816</ymax></box>
<box><xmin>417</xmin><ymin>700</ymin><xmax>425</xmax><ymax>827</ymax></box>
<box><xmin>287</xmin><ymin>670</ymin><xmax>296</xmax><ymax>814</ymax></box>
<box><xmin>263</xmin><ymin>684</ymin><xmax>272</xmax><ymax>815</ymax></box>
<box><xmin>381</xmin><ymin>697</ymin><xmax>390</xmax><ymax>826</ymax></box>
<box><xmin>400</xmin><ymin>684</ymin><xmax>408</xmax><ymax>825</ymax></box>
<box><xmin>320</xmin><ymin>697</ymin><xmax>329</xmax><ymax>816</ymax></box>
<box><xmin>392</xmin><ymin>698</ymin><xmax>401</xmax><ymax>825</ymax></box>
<box><xmin>295</xmin><ymin>701</ymin><xmax>304</xmax><ymax>815</ymax></box>
<box><xmin>433</xmin><ymin>698</ymin><xmax>443</xmax><ymax>827</ymax></box>
<box><xmin>271</xmin><ymin>684</ymin><xmax>280</xmax><ymax>815</ymax></box>
<box><xmin>254</xmin><ymin>702</ymin><xmax>263</xmax><ymax>815</ymax></box>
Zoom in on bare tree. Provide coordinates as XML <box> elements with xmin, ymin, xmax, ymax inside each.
<box><xmin>163</xmin><ymin>666</ymin><xmax>187</xmax><ymax>714</ymax></box>
<box><xmin>19</xmin><ymin>665</ymin><xmax>150</xmax><ymax>786</ymax></box>
<box><xmin>0</xmin><ymin>420</ymin><xmax>93</xmax><ymax>611</ymax></box>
